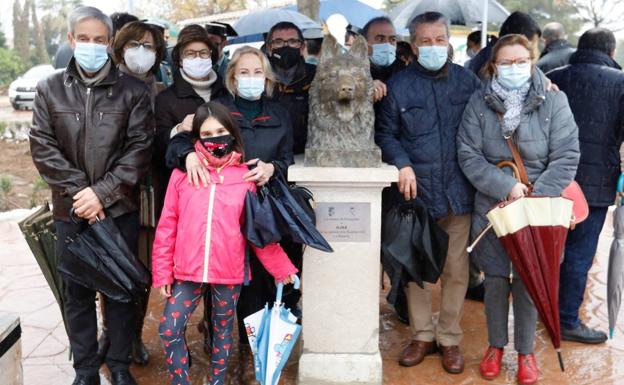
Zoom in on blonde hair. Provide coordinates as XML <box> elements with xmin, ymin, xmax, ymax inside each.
<box><xmin>224</xmin><ymin>46</ymin><xmax>276</xmax><ymax>98</ymax></box>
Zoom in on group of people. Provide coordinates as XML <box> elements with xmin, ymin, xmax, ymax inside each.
<box><xmin>27</xmin><ymin>4</ymin><xmax>624</xmax><ymax>385</ymax></box>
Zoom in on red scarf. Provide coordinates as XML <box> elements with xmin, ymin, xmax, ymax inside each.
<box><xmin>194</xmin><ymin>140</ymin><xmax>241</xmax><ymax>170</ymax></box>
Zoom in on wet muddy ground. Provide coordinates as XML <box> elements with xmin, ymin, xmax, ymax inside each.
<box><xmin>2</xmin><ymin>209</ymin><xmax>624</xmax><ymax>385</ymax></box>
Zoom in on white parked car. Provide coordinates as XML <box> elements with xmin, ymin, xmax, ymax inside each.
<box><xmin>8</xmin><ymin>64</ymin><xmax>56</xmax><ymax>110</ymax></box>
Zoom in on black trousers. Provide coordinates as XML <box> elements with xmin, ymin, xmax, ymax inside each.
<box><xmin>54</xmin><ymin>212</ymin><xmax>139</xmax><ymax>376</ymax></box>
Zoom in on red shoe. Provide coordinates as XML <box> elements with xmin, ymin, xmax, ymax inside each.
<box><xmin>517</xmin><ymin>353</ymin><xmax>539</xmax><ymax>385</ymax></box>
<box><xmin>479</xmin><ymin>346</ymin><xmax>503</xmax><ymax>380</ymax></box>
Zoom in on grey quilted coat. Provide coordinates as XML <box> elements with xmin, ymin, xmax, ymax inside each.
<box><xmin>457</xmin><ymin>69</ymin><xmax>580</xmax><ymax>278</ymax></box>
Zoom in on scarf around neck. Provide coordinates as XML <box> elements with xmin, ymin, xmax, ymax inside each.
<box><xmin>491</xmin><ymin>76</ymin><xmax>531</xmax><ymax>138</ymax></box>
<box><xmin>194</xmin><ymin>140</ymin><xmax>241</xmax><ymax>171</ymax></box>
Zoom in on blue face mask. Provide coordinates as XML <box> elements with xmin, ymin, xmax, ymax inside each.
<box><xmin>236</xmin><ymin>76</ymin><xmax>265</xmax><ymax>100</ymax></box>
<box><xmin>496</xmin><ymin>63</ymin><xmax>532</xmax><ymax>90</ymax></box>
<box><xmin>370</xmin><ymin>43</ymin><xmax>396</xmax><ymax>67</ymax></box>
<box><xmin>417</xmin><ymin>45</ymin><xmax>448</xmax><ymax>71</ymax></box>
<box><xmin>74</xmin><ymin>42</ymin><xmax>109</xmax><ymax>73</ymax></box>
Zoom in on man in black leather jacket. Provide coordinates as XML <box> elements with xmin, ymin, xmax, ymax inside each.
<box><xmin>29</xmin><ymin>6</ymin><xmax>152</xmax><ymax>385</ymax></box>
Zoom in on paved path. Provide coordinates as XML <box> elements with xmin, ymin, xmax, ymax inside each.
<box><xmin>1</xmin><ymin>209</ymin><xmax>624</xmax><ymax>385</ymax></box>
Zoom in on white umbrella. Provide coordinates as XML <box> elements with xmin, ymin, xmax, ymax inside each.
<box><xmin>389</xmin><ymin>0</ymin><xmax>510</xmax><ymax>46</ymax></box>
<box><xmin>233</xmin><ymin>9</ymin><xmax>321</xmax><ymax>37</ymax></box>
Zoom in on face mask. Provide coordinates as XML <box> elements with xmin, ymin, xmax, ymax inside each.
<box><xmin>124</xmin><ymin>46</ymin><xmax>156</xmax><ymax>75</ymax></box>
<box><xmin>270</xmin><ymin>46</ymin><xmax>301</xmax><ymax>69</ymax></box>
<box><xmin>182</xmin><ymin>57</ymin><xmax>213</xmax><ymax>79</ymax></box>
<box><xmin>466</xmin><ymin>48</ymin><xmax>478</xmax><ymax>59</ymax></box>
<box><xmin>370</xmin><ymin>43</ymin><xmax>396</xmax><ymax>67</ymax></box>
<box><xmin>496</xmin><ymin>63</ymin><xmax>532</xmax><ymax>90</ymax></box>
<box><xmin>417</xmin><ymin>45</ymin><xmax>448</xmax><ymax>71</ymax></box>
<box><xmin>200</xmin><ymin>135</ymin><xmax>234</xmax><ymax>158</ymax></box>
<box><xmin>236</xmin><ymin>76</ymin><xmax>265</xmax><ymax>100</ymax></box>
<box><xmin>74</xmin><ymin>42</ymin><xmax>109</xmax><ymax>73</ymax></box>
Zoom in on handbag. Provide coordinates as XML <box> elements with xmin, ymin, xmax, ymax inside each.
<box><xmin>504</xmin><ymin>135</ymin><xmax>589</xmax><ymax>225</ymax></box>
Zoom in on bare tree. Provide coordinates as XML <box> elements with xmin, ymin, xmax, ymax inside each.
<box><xmin>569</xmin><ymin>0</ymin><xmax>624</xmax><ymax>32</ymax></box>
<box><xmin>297</xmin><ymin>0</ymin><xmax>320</xmax><ymax>21</ymax></box>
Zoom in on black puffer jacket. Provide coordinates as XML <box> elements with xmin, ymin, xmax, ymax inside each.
<box><xmin>537</xmin><ymin>39</ymin><xmax>575</xmax><ymax>74</ymax></box>
<box><xmin>30</xmin><ymin>58</ymin><xmax>153</xmax><ymax>220</ymax></box>
<box><xmin>547</xmin><ymin>49</ymin><xmax>624</xmax><ymax>207</ymax></box>
<box><xmin>166</xmin><ymin>94</ymin><xmax>294</xmax><ymax>177</ymax></box>
<box><xmin>375</xmin><ymin>62</ymin><xmax>481</xmax><ymax>219</ymax></box>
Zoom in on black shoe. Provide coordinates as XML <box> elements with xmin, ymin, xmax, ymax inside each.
<box><xmin>110</xmin><ymin>370</ymin><xmax>137</xmax><ymax>385</ymax></box>
<box><xmin>131</xmin><ymin>338</ymin><xmax>149</xmax><ymax>365</ymax></box>
<box><xmin>561</xmin><ymin>323</ymin><xmax>607</xmax><ymax>344</ymax></box>
<box><xmin>465</xmin><ymin>282</ymin><xmax>485</xmax><ymax>302</ymax></box>
<box><xmin>72</xmin><ymin>375</ymin><xmax>100</xmax><ymax>385</ymax></box>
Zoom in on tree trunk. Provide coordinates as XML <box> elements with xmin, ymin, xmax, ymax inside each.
<box><xmin>31</xmin><ymin>0</ymin><xmax>49</xmax><ymax>64</ymax></box>
<box><xmin>297</xmin><ymin>0</ymin><xmax>320</xmax><ymax>22</ymax></box>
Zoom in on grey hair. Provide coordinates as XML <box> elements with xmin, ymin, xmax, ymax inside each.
<box><xmin>408</xmin><ymin>11</ymin><xmax>450</xmax><ymax>42</ymax></box>
<box><xmin>542</xmin><ymin>22</ymin><xmax>566</xmax><ymax>42</ymax></box>
<box><xmin>68</xmin><ymin>6</ymin><xmax>113</xmax><ymax>39</ymax></box>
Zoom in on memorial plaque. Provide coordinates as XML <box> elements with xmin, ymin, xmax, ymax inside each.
<box><xmin>315</xmin><ymin>202</ymin><xmax>371</xmax><ymax>242</ymax></box>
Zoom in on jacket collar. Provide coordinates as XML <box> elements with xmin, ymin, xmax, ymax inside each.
<box><xmin>540</xmin><ymin>39</ymin><xmax>572</xmax><ymax>58</ymax></box>
<box><xmin>569</xmin><ymin>49</ymin><xmax>622</xmax><ymax>70</ymax></box>
<box><xmin>409</xmin><ymin>60</ymin><xmax>450</xmax><ymax>80</ymax></box>
<box><xmin>64</xmin><ymin>56</ymin><xmax>118</xmax><ymax>87</ymax></box>
<box><xmin>484</xmin><ymin>68</ymin><xmax>547</xmax><ymax>114</ymax></box>
<box><xmin>172</xmin><ymin>69</ymin><xmax>225</xmax><ymax>99</ymax></box>
<box><xmin>222</xmin><ymin>95</ymin><xmax>283</xmax><ymax>128</ymax></box>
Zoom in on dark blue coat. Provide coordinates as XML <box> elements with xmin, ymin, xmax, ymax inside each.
<box><xmin>547</xmin><ymin>49</ymin><xmax>624</xmax><ymax>207</ymax></box>
<box><xmin>375</xmin><ymin>62</ymin><xmax>481</xmax><ymax>219</ymax></box>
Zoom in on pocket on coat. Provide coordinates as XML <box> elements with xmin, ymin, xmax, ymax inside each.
<box><xmin>400</xmin><ymin>104</ymin><xmax>435</xmax><ymax>138</ymax></box>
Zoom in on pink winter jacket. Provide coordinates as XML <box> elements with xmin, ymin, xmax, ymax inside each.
<box><xmin>151</xmin><ymin>156</ymin><xmax>297</xmax><ymax>287</ymax></box>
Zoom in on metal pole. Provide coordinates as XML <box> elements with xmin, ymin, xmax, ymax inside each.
<box><xmin>481</xmin><ymin>0</ymin><xmax>489</xmax><ymax>48</ymax></box>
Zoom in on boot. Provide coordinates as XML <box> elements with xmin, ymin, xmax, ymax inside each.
<box><xmin>517</xmin><ymin>353</ymin><xmax>539</xmax><ymax>385</ymax></box>
<box><xmin>238</xmin><ymin>344</ymin><xmax>260</xmax><ymax>385</ymax></box>
<box><xmin>479</xmin><ymin>346</ymin><xmax>503</xmax><ymax>380</ymax></box>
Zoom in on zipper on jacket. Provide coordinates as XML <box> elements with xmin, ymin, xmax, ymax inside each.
<box><xmin>509</xmin><ymin>263</ymin><xmax>513</xmax><ymax>283</ymax></box>
<box><xmin>99</xmin><ymin>112</ymin><xmax>103</xmax><ymax>121</ymax></box>
<box><xmin>75</xmin><ymin>113</ymin><xmax>80</xmax><ymax>123</ymax></box>
<box><xmin>84</xmin><ymin>87</ymin><xmax>92</xmax><ymax>177</ymax></box>
<box><xmin>203</xmin><ymin>182</ymin><xmax>217</xmax><ymax>282</ymax></box>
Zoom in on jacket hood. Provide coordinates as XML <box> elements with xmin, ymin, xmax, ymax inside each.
<box><xmin>483</xmin><ymin>67</ymin><xmax>547</xmax><ymax>114</ymax></box>
<box><xmin>569</xmin><ymin>49</ymin><xmax>622</xmax><ymax>70</ymax></box>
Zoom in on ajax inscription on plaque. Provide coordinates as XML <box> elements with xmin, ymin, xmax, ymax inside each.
<box><xmin>315</xmin><ymin>202</ymin><xmax>371</xmax><ymax>242</ymax></box>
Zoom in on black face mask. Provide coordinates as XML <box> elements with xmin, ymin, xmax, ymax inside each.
<box><xmin>200</xmin><ymin>135</ymin><xmax>234</xmax><ymax>158</ymax></box>
<box><xmin>270</xmin><ymin>46</ymin><xmax>302</xmax><ymax>69</ymax></box>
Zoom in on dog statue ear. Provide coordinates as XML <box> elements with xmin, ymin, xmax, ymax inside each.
<box><xmin>319</xmin><ymin>33</ymin><xmax>339</xmax><ymax>66</ymax></box>
<box><xmin>349</xmin><ymin>35</ymin><xmax>369</xmax><ymax>62</ymax></box>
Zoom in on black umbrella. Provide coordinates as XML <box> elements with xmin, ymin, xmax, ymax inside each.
<box><xmin>244</xmin><ymin>189</ymin><xmax>281</xmax><ymax>247</ymax></box>
<box><xmin>381</xmin><ymin>200</ymin><xmax>448</xmax><ymax>303</ymax></box>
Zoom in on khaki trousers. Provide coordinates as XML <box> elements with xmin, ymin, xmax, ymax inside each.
<box><xmin>405</xmin><ymin>213</ymin><xmax>470</xmax><ymax>346</ymax></box>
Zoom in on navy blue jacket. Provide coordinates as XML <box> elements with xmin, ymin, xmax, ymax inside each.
<box><xmin>547</xmin><ymin>49</ymin><xmax>624</xmax><ymax>207</ymax></box>
<box><xmin>375</xmin><ymin>62</ymin><xmax>481</xmax><ymax>219</ymax></box>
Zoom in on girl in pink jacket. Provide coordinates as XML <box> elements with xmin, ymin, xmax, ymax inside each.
<box><xmin>152</xmin><ymin>102</ymin><xmax>298</xmax><ymax>385</ymax></box>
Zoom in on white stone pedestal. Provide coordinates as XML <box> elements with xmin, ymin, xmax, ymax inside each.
<box><xmin>0</xmin><ymin>313</ymin><xmax>23</xmax><ymax>385</ymax></box>
<box><xmin>288</xmin><ymin>163</ymin><xmax>397</xmax><ymax>385</ymax></box>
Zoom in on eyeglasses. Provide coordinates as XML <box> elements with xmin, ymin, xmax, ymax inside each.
<box><xmin>126</xmin><ymin>40</ymin><xmax>155</xmax><ymax>51</ymax></box>
<box><xmin>182</xmin><ymin>49</ymin><xmax>212</xmax><ymax>59</ymax></box>
<box><xmin>269</xmin><ymin>38</ymin><xmax>303</xmax><ymax>48</ymax></box>
<box><xmin>497</xmin><ymin>57</ymin><xmax>531</xmax><ymax>66</ymax></box>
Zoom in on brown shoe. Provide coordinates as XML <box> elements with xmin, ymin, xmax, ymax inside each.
<box><xmin>440</xmin><ymin>345</ymin><xmax>464</xmax><ymax>374</ymax></box>
<box><xmin>398</xmin><ymin>340</ymin><xmax>438</xmax><ymax>367</ymax></box>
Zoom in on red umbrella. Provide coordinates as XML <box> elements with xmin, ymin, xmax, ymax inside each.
<box><xmin>486</xmin><ymin>196</ymin><xmax>573</xmax><ymax>372</ymax></box>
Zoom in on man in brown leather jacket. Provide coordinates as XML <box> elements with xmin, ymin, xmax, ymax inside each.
<box><xmin>29</xmin><ymin>6</ymin><xmax>152</xmax><ymax>385</ymax></box>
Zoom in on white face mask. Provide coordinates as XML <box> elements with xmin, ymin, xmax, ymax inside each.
<box><xmin>123</xmin><ymin>46</ymin><xmax>156</xmax><ymax>75</ymax></box>
<box><xmin>182</xmin><ymin>57</ymin><xmax>213</xmax><ymax>79</ymax></box>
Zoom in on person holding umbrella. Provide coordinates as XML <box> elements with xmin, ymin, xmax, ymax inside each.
<box><xmin>457</xmin><ymin>34</ymin><xmax>579</xmax><ymax>384</ymax></box>
<box><xmin>547</xmin><ymin>28</ymin><xmax>624</xmax><ymax>344</ymax></box>
<box><xmin>152</xmin><ymin>102</ymin><xmax>298</xmax><ymax>385</ymax></box>
<box><xmin>29</xmin><ymin>6</ymin><xmax>153</xmax><ymax>385</ymax></box>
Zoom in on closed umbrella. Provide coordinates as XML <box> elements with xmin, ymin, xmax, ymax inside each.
<box><xmin>233</xmin><ymin>9</ymin><xmax>321</xmax><ymax>38</ymax></box>
<box><xmin>244</xmin><ymin>276</ymin><xmax>302</xmax><ymax>385</ymax></box>
<box><xmin>608</xmin><ymin>173</ymin><xmax>624</xmax><ymax>338</ymax></box>
<box><xmin>389</xmin><ymin>0</ymin><xmax>509</xmax><ymax>29</ymax></box>
<box><xmin>486</xmin><ymin>196</ymin><xmax>573</xmax><ymax>371</ymax></box>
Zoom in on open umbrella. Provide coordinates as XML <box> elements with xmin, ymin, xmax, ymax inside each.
<box><xmin>233</xmin><ymin>8</ymin><xmax>321</xmax><ymax>38</ymax></box>
<box><xmin>389</xmin><ymin>0</ymin><xmax>509</xmax><ymax>28</ymax></box>
<box><xmin>486</xmin><ymin>196</ymin><xmax>573</xmax><ymax>371</ymax></box>
<box><xmin>244</xmin><ymin>276</ymin><xmax>301</xmax><ymax>385</ymax></box>
<box><xmin>608</xmin><ymin>173</ymin><xmax>624</xmax><ymax>338</ymax></box>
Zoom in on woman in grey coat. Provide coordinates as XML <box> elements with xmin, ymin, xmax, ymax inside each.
<box><xmin>457</xmin><ymin>34</ymin><xmax>579</xmax><ymax>385</ymax></box>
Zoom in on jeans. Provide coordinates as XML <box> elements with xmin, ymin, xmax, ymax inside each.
<box><xmin>559</xmin><ymin>206</ymin><xmax>608</xmax><ymax>329</ymax></box>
